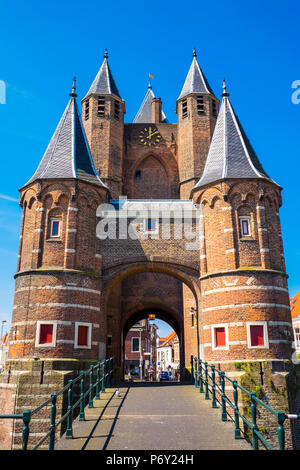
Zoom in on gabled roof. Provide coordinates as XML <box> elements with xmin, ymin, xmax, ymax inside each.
<box><xmin>158</xmin><ymin>331</ymin><xmax>178</xmax><ymax>347</ymax></box>
<box><xmin>83</xmin><ymin>50</ymin><xmax>121</xmax><ymax>100</ymax></box>
<box><xmin>178</xmin><ymin>49</ymin><xmax>215</xmax><ymax>101</ymax></box>
<box><xmin>291</xmin><ymin>292</ymin><xmax>300</xmax><ymax>319</ymax></box>
<box><xmin>24</xmin><ymin>81</ymin><xmax>107</xmax><ymax>189</ymax></box>
<box><xmin>193</xmin><ymin>80</ymin><xmax>278</xmax><ymax>191</ymax></box>
<box><xmin>133</xmin><ymin>85</ymin><xmax>167</xmax><ymax>123</ymax></box>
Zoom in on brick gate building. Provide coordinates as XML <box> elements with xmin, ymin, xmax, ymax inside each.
<box><xmin>1</xmin><ymin>49</ymin><xmax>298</xmax><ymax>448</ymax></box>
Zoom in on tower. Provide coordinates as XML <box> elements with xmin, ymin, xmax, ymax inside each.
<box><xmin>4</xmin><ymin>80</ymin><xmax>109</xmax><ymax>448</ymax></box>
<box><xmin>82</xmin><ymin>50</ymin><xmax>125</xmax><ymax>198</ymax></box>
<box><xmin>192</xmin><ymin>80</ymin><xmax>294</xmax><ymax>418</ymax></box>
<box><xmin>177</xmin><ymin>49</ymin><xmax>220</xmax><ymax>199</ymax></box>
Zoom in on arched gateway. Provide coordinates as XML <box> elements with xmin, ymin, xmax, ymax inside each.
<box><xmin>0</xmin><ymin>52</ymin><xmax>297</xmax><ymax>449</ymax></box>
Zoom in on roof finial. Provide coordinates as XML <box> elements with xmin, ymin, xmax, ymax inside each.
<box><xmin>222</xmin><ymin>77</ymin><xmax>229</xmax><ymax>97</ymax></box>
<box><xmin>104</xmin><ymin>48</ymin><xmax>108</xmax><ymax>59</ymax></box>
<box><xmin>70</xmin><ymin>76</ymin><xmax>77</xmax><ymax>98</ymax></box>
<box><xmin>148</xmin><ymin>73</ymin><xmax>154</xmax><ymax>89</ymax></box>
<box><xmin>193</xmin><ymin>48</ymin><xmax>197</xmax><ymax>58</ymax></box>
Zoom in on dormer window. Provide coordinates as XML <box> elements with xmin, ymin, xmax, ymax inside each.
<box><xmin>212</xmin><ymin>99</ymin><xmax>217</xmax><ymax>117</ymax></box>
<box><xmin>197</xmin><ymin>96</ymin><xmax>205</xmax><ymax>114</ymax></box>
<box><xmin>98</xmin><ymin>96</ymin><xmax>105</xmax><ymax>116</ymax></box>
<box><xmin>182</xmin><ymin>99</ymin><xmax>188</xmax><ymax>118</ymax></box>
<box><xmin>114</xmin><ymin>100</ymin><xmax>120</xmax><ymax>120</ymax></box>
<box><xmin>85</xmin><ymin>99</ymin><xmax>89</xmax><ymax>120</ymax></box>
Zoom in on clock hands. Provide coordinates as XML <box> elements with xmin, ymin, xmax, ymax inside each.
<box><xmin>147</xmin><ymin>129</ymin><xmax>159</xmax><ymax>139</ymax></box>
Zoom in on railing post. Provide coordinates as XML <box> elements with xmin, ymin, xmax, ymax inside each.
<box><xmin>66</xmin><ymin>380</ymin><xmax>73</xmax><ymax>439</ymax></box>
<box><xmin>194</xmin><ymin>356</ymin><xmax>198</xmax><ymax>387</ymax></box>
<box><xmin>233</xmin><ymin>380</ymin><xmax>242</xmax><ymax>438</ymax></box>
<box><xmin>250</xmin><ymin>392</ymin><xmax>259</xmax><ymax>450</ymax></box>
<box><xmin>96</xmin><ymin>363</ymin><xmax>101</xmax><ymax>399</ymax></box>
<box><xmin>107</xmin><ymin>359</ymin><xmax>111</xmax><ymax>388</ymax></box>
<box><xmin>199</xmin><ymin>359</ymin><xmax>204</xmax><ymax>393</ymax></box>
<box><xmin>277</xmin><ymin>411</ymin><xmax>286</xmax><ymax>450</ymax></box>
<box><xmin>211</xmin><ymin>365</ymin><xmax>218</xmax><ymax>408</ymax></box>
<box><xmin>190</xmin><ymin>355</ymin><xmax>194</xmax><ymax>384</ymax></box>
<box><xmin>48</xmin><ymin>393</ymin><xmax>57</xmax><ymax>450</ymax></box>
<box><xmin>22</xmin><ymin>410</ymin><xmax>31</xmax><ymax>450</ymax></box>
<box><xmin>204</xmin><ymin>362</ymin><xmax>209</xmax><ymax>400</ymax></box>
<box><xmin>89</xmin><ymin>365</ymin><xmax>94</xmax><ymax>408</ymax></box>
<box><xmin>102</xmin><ymin>362</ymin><xmax>106</xmax><ymax>393</ymax></box>
<box><xmin>110</xmin><ymin>357</ymin><xmax>114</xmax><ymax>387</ymax></box>
<box><xmin>79</xmin><ymin>371</ymin><xmax>86</xmax><ymax>421</ymax></box>
<box><xmin>220</xmin><ymin>372</ymin><xmax>227</xmax><ymax>421</ymax></box>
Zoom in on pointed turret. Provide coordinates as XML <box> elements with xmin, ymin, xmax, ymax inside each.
<box><xmin>83</xmin><ymin>49</ymin><xmax>121</xmax><ymax>100</ymax></box>
<box><xmin>133</xmin><ymin>83</ymin><xmax>167</xmax><ymax>123</ymax></box>
<box><xmin>82</xmin><ymin>51</ymin><xmax>125</xmax><ymax>198</ymax></box>
<box><xmin>178</xmin><ymin>49</ymin><xmax>215</xmax><ymax>100</ymax></box>
<box><xmin>24</xmin><ymin>78</ymin><xmax>106</xmax><ymax>189</ymax></box>
<box><xmin>193</xmin><ymin>79</ymin><xmax>277</xmax><ymax>191</ymax></box>
<box><xmin>176</xmin><ymin>49</ymin><xmax>219</xmax><ymax>198</ymax></box>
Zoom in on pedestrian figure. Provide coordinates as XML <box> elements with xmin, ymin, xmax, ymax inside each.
<box><xmin>148</xmin><ymin>366</ymin><xmax>154</xmax><ymax>382</ymax></box>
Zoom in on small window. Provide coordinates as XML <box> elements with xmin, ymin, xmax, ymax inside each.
<box><xmin>75</xmin><ymin>322</ymin><xmax>92</xmax><ymax>349</ymax></box>
<box><xmin>40</xmin><ymin>324</ymin><xmax>53</xmax><ymax>344</ymax></box>
<box><xmin>197</xmin><ymin>96</ymin><xmax>205</xmax><ymax>114</ymax></box>
<box><xmin>135</xmin><ymin>170</ymin><xmax>141</xmax><ymax>179</ymax></box>
<box><xmin>250</xmin><ymin>325</ymin><xmax>264</xmax><ymax>347</ymax></box>
<box><xmin>182</xmin><ymin>99</ymin><xmax>188</xmax><ymax>118</ymax></box>
<box><xmin>98</xmin><ymin>96</ymin><xmax>105</xmax><ymax>116</ymax></box>
<box><xmin>114</xmin><ymin>100</ymin><xmax>120</xmax><ymax>120</ymax></box>
<box><xmin>107</xmin><ymin>335</ymin><xmax>112</xmax><ymax>347</ymax></box>
<box><xmin>132</xmin><ymin>337</ymin><xmax>140</xmax><ymax>352</ymax></box>
<box><xmin>211</xmin><ymin>324</ymin><xmax>228</xmax><ymax>350</ymax></box>
<box><xmin>215</xmin><ymin>327</ymin><xmax>226</xmax><ymax>347</ymax></box>
<box><xmin>35</xmin><ymin>321</ymin><xmax>57</xmax><ymax>347</ymax></box>
<box><xmin>85</xmin><ymin>99</ymin><xmax>89</xmax><ymax>120</ymax></box>
<box><xmin>240</xmin><ymin>217</ymin><xmax>251</xmax><ymax>237</ymax></box>
<box><xmin>144</xmin><ymin>218</ymin><xmax>157</xmax><ymax>232</ymax></box>
<box><xmin>247</xmin><ymin>322</ymin><xmax>268</xmax><ymax>349</ymax></box>
<box><xmin>212</xmin><ymin>99</ymin><xmax>217</xmax><ymax>117</ymax></box>
<box><xmin>50</xmin><ymin>218</ymin><xmax>61</xmax><ymax>238</ymax></box>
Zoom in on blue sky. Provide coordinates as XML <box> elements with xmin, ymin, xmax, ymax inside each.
<box><xmin>0</xmin><ymin>0</ymin><xmax>299</xmax><ymax>337</ymax></box>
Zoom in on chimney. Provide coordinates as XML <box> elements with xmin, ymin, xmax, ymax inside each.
<box><xmin>152</xmin><ymin>98</ymin><xmax>162</xmax><ymax>123</ymax></box>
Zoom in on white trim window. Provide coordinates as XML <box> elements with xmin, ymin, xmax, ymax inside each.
<box><xmin>50</xmin><ymin>218</ymin><xmax>61</xmax><ymax>238</ymax></box>
<box><xmin>239</xmin><ymin>216</ymin><xmax>251</xmax><ymax>237</ymax></box>
<box><xmin>131</xmin><ymin>337</ymin><xmax>140</xmax><ymax>352</ymax></box>
<box><xmin>211</xmin><ymin>324</ymin><xmax>229</xmax><ymax>350</ymax></box>
<box><xmin>246</xmin><ymin>322</ymin><xmax>269</xmax><ymax>349</ymax></box>
<box><xmin>143</xmin><ymin>218</ymin><xmax>158</xmax><ymax>234</ymax></box>
<box><xmin>75</xmin><ymin>322</ymin><xmax>92</xmax><ymax>349</ymax></box>
<box><xmin>35</xmin><ymin>321</ymin><xmax>57</xmax><ymax>348</ymax></box>
<box><xmin>294</xmin><ymin>326</ymin><xmax>300</xmax><ymax>349</ymax></box>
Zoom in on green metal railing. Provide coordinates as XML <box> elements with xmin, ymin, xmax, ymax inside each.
<box><xmin>0</xmin><ymin>357</ymin><xmax>114</xmax><ymax>450</ymax></box>
<box><xmin>191</xmin><ymin>355</ymin><xmax>300</xmax><ymax>450</ymax></box>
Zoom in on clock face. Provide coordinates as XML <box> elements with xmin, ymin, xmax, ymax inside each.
<box><xmin>139</xmin><ymin>126</ymin><xmax>162</xmax><ymax>147</ymax></box>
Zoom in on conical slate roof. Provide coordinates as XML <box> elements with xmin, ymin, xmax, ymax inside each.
<box><xmin>193</xmin><ymin>81</ymin><xmax>277</xmax><ymax>190</ymax></box>
<box><xmin>178</xmin><ymin>50</ymin><xmax>215</xmax><ymax>100</ymax></box>
<box><xmin>133</xmin><ymin>85</ymin><xmax>167</xmax><ymax>123</ymax></box>
<box><xmin>24</xmin><ymin>82</ymin><xmax>106</xmax><ymax>189</ymax></box>
<box><xmin>83</xmin><ymin>50</ymin><xmax>121</xmax><ymax>100</ymax></box>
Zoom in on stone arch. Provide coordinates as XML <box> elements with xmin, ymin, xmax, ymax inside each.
<box><xmin>102</xmin><ymin>261</ymin><xmax>200</xmax><ymax>380</ymax></box>
<box><xmin>122</xmin><ymin>304</ymin><xmax>184</xmax><ymax>379</ymax></box>
<box><xmin>131</xmin><ymin>153</ymin><xmax>173</xmax><ymax>199</ymax></box>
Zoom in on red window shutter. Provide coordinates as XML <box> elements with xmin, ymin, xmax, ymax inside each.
<box><xmin>78</xmin><ymin>326</ymin><xmax>88</xmax><ymax>346</ymax></box>
<box><xmin>39</xmin><ymin>324</ymin><xmax>53</xmax><ymax>344</ymax></box>
<box><xmin>250</xmin><ymin>325</ymin><xmax>264</xmax><ymax>346</ymax></box>
<box><xmin>215</xmin><ymin>327</ymin><xmax>226</xmax><ymax>347</ymax></box>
